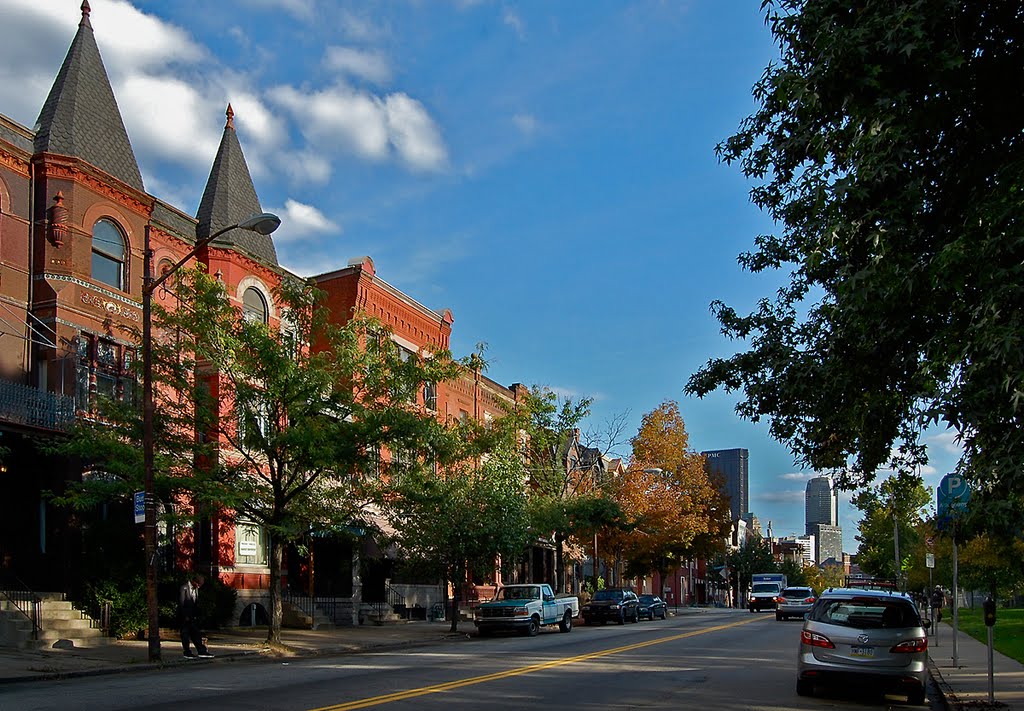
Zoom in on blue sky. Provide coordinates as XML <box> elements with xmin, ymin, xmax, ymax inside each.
<box><xmin>0</xmin><ymin>0</ymin><xmax>961</xmax><ymax>554</ymax></box>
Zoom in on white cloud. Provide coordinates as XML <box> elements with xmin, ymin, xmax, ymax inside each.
<box><xmin>385</xmin><ymin>94</ymin><xmax>447</xmax><ymax>171</ymax></box>
<box><xmin>779</xmin><ymin>471</ymin><xmax>812</xmax><ymax>482</ymax></box>
<box><xmin>269</xmin><ymin>84</ymin><xmax>448</xmax><ymax>171</ymax></box>
<box><xmin>758</xmin><ymin>490</ymin><xmax>805</xmax><ymax>504</ymax></box>
<box><xmin>324</xmin><ymin>47</ymin><xmax>391</xmax><ymax>85</ymax></box>
<box><xmin>927</xmin><ymin>430</ymin><xmax>963</xmax><ymax>456</ymax></box>
<box><xmin>115</xmin><ymin>74</ymin><xmax>222</xmax><ymax>170</ymax></box>
<box><xmin>268</xmin><ymin>199</ymin><xmax>339</xmax><ymax>241</ymax></box>
<box><xmin>279</xmin><ymin>149</ymin><xmax>334</xmax><ymax>185</ymax></box>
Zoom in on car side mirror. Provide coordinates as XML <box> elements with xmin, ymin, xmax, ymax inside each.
<box><xmin>544</xmin><ymin>594</ymin><xmax>554</xmax><ymax>602</ymax></box>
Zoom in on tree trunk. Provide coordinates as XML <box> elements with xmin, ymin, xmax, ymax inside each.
<box><xmin>267</xmin><ymin>537</ymin><xmax>284</xmax><ymax>645</ymax></box>
<box><xmin>449</xmin><ymin>568</ymin><xmax>461</xmax><ymax>633</ymax></box>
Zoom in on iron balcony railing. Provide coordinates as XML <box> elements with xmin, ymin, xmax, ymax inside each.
<box><xmin>0</xmin><ymin>378</ymin><xmax>76</xmax><ymax>431</ymax></box>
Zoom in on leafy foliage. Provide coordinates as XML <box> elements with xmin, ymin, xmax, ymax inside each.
<box><xmin>685</xmin><ymin>0</ymin><xmax>1024</xmax><ymax>535</ymax></box>
<box><xmin>851</xmin><ymin>472</ymin><xmax>930</xmax><ymax>582</ymax></box>
<box><xmin>384</xmin><ymin>437</ymin><xmax>532</xmax><ymax>632</ymax></box>
<box><xmin>607</xmin><ymin>401</ymin><xmax>731</xmax><ymax>578</ymax></box>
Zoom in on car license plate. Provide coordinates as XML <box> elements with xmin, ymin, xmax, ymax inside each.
<box><xmin>851</xmin><ymin>645</ymin><xmax>875</xmax><ymax>658</ymax></box>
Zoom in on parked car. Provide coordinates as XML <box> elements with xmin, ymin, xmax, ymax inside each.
<box><xmin>474</xmin><ymin>583</ymin><xmax>579</xmax><ymax>637</ymax></box>
<box><xmin>581</xmin><ymin>588</ymin><xmax>640</xmax><ymax>625</ymax></box>
<box><xmin>776</xmin><ymin>586</ymin><xmax>816</xmax><ymax>621</ymax></box>
<box><xmin>796</xmin><ymin>588</ymin><xmax>928</xmax><ymax>705</ymax></box>
<box><xmin>637</xmin><ymin>594</ymin><xmax>668</xmax><ymax>620</ymax></box>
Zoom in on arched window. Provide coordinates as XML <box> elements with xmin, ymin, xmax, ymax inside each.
<box><xmin>242</xmin><ymin>286</ymin><xmax>268</xmax><ymax>324</ymax></box>
<box><xmin>91</xmin><ymin>219</ymin><xmax>126</xmax><ymax>290</ymax></box>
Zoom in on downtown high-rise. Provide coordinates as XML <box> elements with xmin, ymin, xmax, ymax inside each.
<box><xmin>702</xmin><ymin>448</ymin><xmax>749</xmax><ymax>522</ymax></box>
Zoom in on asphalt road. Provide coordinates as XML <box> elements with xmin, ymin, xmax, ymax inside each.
<box><xmin>5</xmin><ymin>609</ymin><xmax>940</xmax><ymax>710</ymax></box>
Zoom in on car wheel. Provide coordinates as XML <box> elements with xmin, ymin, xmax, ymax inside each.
<box><xmin>618</xmin><ymin>612</ymin><xmax>626</xmax><ymax>625</ymax></box>
<box><xmin>796</xmin><ymin>679</ymin><xmax>813</xmax><ymax>697</ymax></box>
<box><xmin>749</xmin><ymin>606</ymin><xmax>755</xmax><ymax>613</ymax></box>
<box><xmin>659</xmin><ymin>609</ymin><xmax>666</xmax><ymax>620</ymax></box>
<box><xmin>558</xmin><ymin>611</ymin><xmax>572</xmax><ymax>633</ymax></box>
<box><xmin>525</xmin><ymin>616</ymin><xmax>540</xmax><ymax>637</ymax></box>
<box><xmin>478</xmin><ymin>627</ymin><xmax>492</xmax><ymax>637</ymax></box>
<box><xmin>776</xmin><ymin>613</ymin><xmax>783</xmax><ymax>621</ymax></box>
<box><xmin>632</xmin><ymin>609</ymin><xmax>640</xmax><ymax>623</ymax></box>
<box><xmin>907</xmin><ymin>685</ymin><xmax>926</xmax><ymax>705</ymax></box>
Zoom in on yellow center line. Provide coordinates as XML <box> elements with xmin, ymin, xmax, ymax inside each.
<box><xmin>308</xmin><ymin>615</ymin><xmax>764</xmax><ymax>711</ymax></box>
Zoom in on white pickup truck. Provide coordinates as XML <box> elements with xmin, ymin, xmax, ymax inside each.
<box><xmin>473</xmin><ymin>583</ymin><xmax>579</xmax><ymax>637</ymax></box>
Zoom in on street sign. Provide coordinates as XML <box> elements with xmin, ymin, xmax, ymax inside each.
<box><xmin>134</xmin><ymin>491</ymin><xmax>145</xmax><ymax>524</ymax></box>
<box><xmin>926</xmin><ymin>553</ymin><xmax>935</xmax><ymax>569</ymax></box>
<box><xmin>937</xmin><ymin>474</ymin><xmax>971</xmax><ymax>529</ymax></box>
<box><xmin>926</xmin><ymin>535</ymin><xmax>935</xmax><ymax>550</ymax></box>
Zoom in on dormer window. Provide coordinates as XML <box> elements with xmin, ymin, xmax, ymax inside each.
<box><xmin>242</xmin><ymin>286</ymin><xmax>268</xmax><ymax>324</ymax></box>
<box><xmin>91</xmin><ymin>218</ymin><xmax>126</xmax><ymax>290</ymax></box>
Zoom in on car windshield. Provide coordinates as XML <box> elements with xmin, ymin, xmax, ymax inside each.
<box><xmin>752</xmin><ymin>584</ymin><xmax>779</xmax><ymax>593</ymax></box>
<box><xmin>810</xmin><ymin>598</ymin><xmax>919</xmax><ymax>629</ymax></box>
<box><xmin>639</xmin><ymin>595</ymin><xmax>658</xmax><ymax>603</ymax></box>
<box><xmin>593</xmin><ymin>590</ymin><xmax>624</xmax><ymax>601</ymax></box>
<box><xmin>496</xmin><ymin>586</ymin><xmax>539</xmax><ymax>601</ymax></box>
<box><xmin>781</xmin><ymin>588</ymin><xmax>812</xmax><ymax>597</ymax></box>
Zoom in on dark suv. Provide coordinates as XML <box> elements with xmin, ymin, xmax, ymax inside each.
<box><xmin>581</xmin><ymin>588</ymin><xmax>640</xmax><ymax>625</ymax></box>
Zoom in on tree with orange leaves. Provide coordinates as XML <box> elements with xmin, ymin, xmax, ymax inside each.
<box><xmin>604</xmin><ymin>401</ymin><xmax>730</xmax><ymax>580</ymax></box>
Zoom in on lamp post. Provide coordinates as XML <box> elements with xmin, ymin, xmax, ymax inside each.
<box><xmin>141</xmin><ymin>213</ymin><xmax>280</xmax><ymax>662</ymax></box>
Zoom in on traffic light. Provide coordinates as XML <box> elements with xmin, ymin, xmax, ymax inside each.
<box><xmin>983</xmin><ymin>597</ymin><xmax>996</xmax><ymax>627</ymax></box>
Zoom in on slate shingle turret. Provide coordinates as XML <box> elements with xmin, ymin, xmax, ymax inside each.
<box><xmin>33</xmin><ymin>1</ymin><xmax>144</xmax><ymax>192</ymax></box>
<box><xmin>195</xmin><ymin>105</ymin><xmax>279</xmax><ymax>266</ymax></box>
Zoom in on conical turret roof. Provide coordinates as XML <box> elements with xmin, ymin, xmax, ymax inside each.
<box><xmin>33</xmin><ymin>1</ymin><xmax>144</xmax><ymax>192</ymax></box>
<box><xmin>195</xmin><ymin>105</ymin><xmax>278</xmax><ymax>266</ymax></box>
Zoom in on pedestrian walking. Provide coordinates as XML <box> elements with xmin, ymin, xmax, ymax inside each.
<box><xmin>180</xmin><ymin>573</ymin><xmax>214</xmax><ymax>659</ymax></box>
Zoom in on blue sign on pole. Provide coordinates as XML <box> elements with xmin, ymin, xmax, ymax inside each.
<box><xmin>134</xmin><ymin>491</ymin><xmax>145</xmax><ymax>524</ymax></box>
<box><xmin>937</xmin><ymin>474</ymin><xmax>970</xmax><ymax>530</ymax></box>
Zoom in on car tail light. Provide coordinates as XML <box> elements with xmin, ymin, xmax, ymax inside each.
<box><xmin>801</xmin><ymin>629</ymin><xmax>835</xmax><ymax>649</ymax></box>
<box><xmin>804</xmin><ymin>597</ymin><xmax>815</xmax><ymax>603</ymax></box>
<box><xmin>776</xmin><ymin>596</ymin><xmax>785</xmax><ymax>603</ymax></box>
<box><xmin>890</xmin><ymin>638</ymin><xmax>928</xmax><ymax>653</ymax></box>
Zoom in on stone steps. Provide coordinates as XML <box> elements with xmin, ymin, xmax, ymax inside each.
<box><xmin>0</xmin><ymin>593</ymin><xmax>111</xmax><ymax>649</ymax></box>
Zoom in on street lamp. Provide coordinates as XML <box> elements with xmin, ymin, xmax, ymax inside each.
<box><xmin>141</xmin><ymin>212</ymin><xmax>280</xmax><ymax>661</ymax></box>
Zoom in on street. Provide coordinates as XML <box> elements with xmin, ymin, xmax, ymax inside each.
<box><xmin>6</xmin><ymin>609</ymin><xmax>938</xmax><ymax>710</ymax></box>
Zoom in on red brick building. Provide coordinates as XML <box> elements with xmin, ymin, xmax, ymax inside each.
<box><xmin>0</xmin><ymin>2</ymin><xmax>538</xmax><ymax>625</ymax></box>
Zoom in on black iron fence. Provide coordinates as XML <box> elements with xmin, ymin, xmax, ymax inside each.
<box><xmin>0</xmin><ymin>572</ymin><xmax>41</xmax><ymax>640</ymax></box>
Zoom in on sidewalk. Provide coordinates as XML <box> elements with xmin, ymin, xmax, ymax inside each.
<box><xmin>0</xmin><ymin>620</ymin><xmax>473</xmax><ymax>684</ymax></box>
<box><xmin>928</xmin><ymin>620</ymin><xmax>1024</xmax><ymax>710</ymax></box>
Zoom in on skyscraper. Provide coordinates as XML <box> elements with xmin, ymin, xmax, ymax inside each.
<box><xmin>702</xmin><ymin>448</ymin><xmax>749</xmax><ymax>522</ymax></box>
<box><xmin>805</xmin><ymin>476</ymin><xmax>838</xmax><ymax>533</ymax></box>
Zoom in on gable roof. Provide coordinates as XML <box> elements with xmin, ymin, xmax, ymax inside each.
<box><xmin>33</xmin><ymin>1</ymin><xmax>144</xmax><ymax>192</ymax></box>
<box><xmin>195</xmin><ymin>105</ymin><xmax>278</xmax><ymax>266</ymax></box>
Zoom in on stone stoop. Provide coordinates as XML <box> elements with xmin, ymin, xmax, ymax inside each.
<box><xmin>359</xmin><ymin>603</ymin><xmax>405</xmax><ymax>626</ymax></box>
<box><xmin>0</xmin><ymin>594</ymin><xmax>112</xmax><ymax>650</ymax></box>
<box><xmin>281</xmin><ymin>600</ymin><xmax>335</xmax><ymax>630</ymax></box>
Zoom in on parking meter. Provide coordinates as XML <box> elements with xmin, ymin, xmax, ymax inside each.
<box><xmin>983</xmin><ymin>597</ymin><xmax>996</xmax><ymax>627</ymax></box>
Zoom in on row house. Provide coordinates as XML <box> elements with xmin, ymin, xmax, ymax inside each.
<box><xmin>0</xmin><ymin>2</ymin><xmax>535</xmax><ymax>624</ymax></box>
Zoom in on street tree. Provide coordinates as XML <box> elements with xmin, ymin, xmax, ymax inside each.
<box><xmin>607</xmin><ymin>401</ymin><xmax>730</xmax><ymax>581</ymax></box>
<box><xmin>494</xmin><ymin>386</ymin><xmax>602</xmax><ymax>592</ymax></box>
<box><xmin>851</xmin><ymin>472</ymin><xmax>930</xmax><ymax>583</ymax></box>
<box><xmin>57</xmin><ymin>269</ymin><xmax>464</xmax><ymax>645</ymax></box>
<box><xmin>384</xmin><ymin>434</ymin><xmax>532</xmax><ymax>633</ymax></box>
<box><xmin>684</xmin><ymin>0</ymin><xmax>1024</xmax><ymax>535</ymax></box>
<box><xmin>725</xmin><ymin>536</ymin><xmax>777</xmax><ymax>607</ymax></box>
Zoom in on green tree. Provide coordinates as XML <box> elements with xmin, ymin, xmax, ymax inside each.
<box><xmin>495</xmin><ymin>386</ymin><xmax>598</xmax><ymax>592</ymax></box>
<box><xmin>56</xmin><ymin>270</ymin><xmax>464</xmax><ymax>645</ymax></box>
<box><xmin>804</xmin><ymin>562</ymin><xmax>845</xmax><ymax>593</ymax></box>
<box><xmin>727</xmin><ymin>536</ymin><xmax>777</xmax><ymax>608</ymax></box>
<box><xmin>684</xmin><ymin>0</ymin><xmax>1024</xmax><ymax>535</ymax></box>
<box><xmin>852</xmin><ymin>472</ymin><xmax>930</xmax><ymax>585</ymax></box>
<box><xmin>384</xmin><ymin>436</ymin><xmax>532</xmax><ymax>633</ymax></box>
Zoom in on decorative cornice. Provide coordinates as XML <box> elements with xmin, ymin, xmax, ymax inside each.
<box><xmin>34</xmin><ymin>156</ymin><xmax>151</xmax><ymax>217</ymax></box>
<box><xmin>0</xmin><ymin>147</ymin><xmax>30</xmax><ymax>176</ymax></box>
<box><xmin>36</xmin><ymin>272</ymin><xmax>141</xmax><ymax>309</ymax></box>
